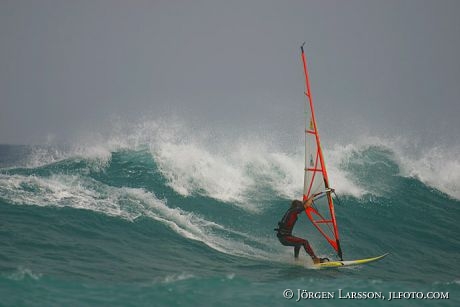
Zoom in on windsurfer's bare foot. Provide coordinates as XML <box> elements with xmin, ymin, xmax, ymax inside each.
<box><xmin>313</xmin><ymin>257</ymin><xmax>330</xmax><ymax>264</ymax></box>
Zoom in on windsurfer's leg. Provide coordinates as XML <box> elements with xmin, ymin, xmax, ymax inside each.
<box><xmin>302</xmin><ymin>240</ymin><xmax>317</xmax><ymax>259</ymax></box>
<box><xmin>294</xmin><ymin>245</ymin><xmax>301</xmax><ymax>258</ymax></box>
<box><xmin>281</xmin><ymin>235</ymin><xmax>316</xmax><ymax>259</ymax></box>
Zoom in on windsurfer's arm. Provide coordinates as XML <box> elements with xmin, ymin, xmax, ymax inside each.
<box><xmin>303</xmin><ymin>195</ymin><xmax>315</xmax><ymax>209</ymax></box>
<box><xmin>310</xmin><ymin>188</ymin><xmax>336</xmax><ymax>200</ymax></box>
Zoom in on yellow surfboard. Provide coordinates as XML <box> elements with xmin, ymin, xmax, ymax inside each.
<box><xmin>314</xmin><ymin>253</ymin><xmax>389</xmax><ymax>268</ymax></box>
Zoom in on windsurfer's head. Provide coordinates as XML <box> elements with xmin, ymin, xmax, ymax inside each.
<box><xmin>291</xmin><ymin>200</ymin><xmax>303</xmax><ymax>209</ymax></box>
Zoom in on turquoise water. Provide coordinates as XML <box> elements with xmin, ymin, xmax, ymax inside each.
<box><xmin>0</xmin><ymin>142</ymin><xmax>458</xmax><ymax>306</ymax></box>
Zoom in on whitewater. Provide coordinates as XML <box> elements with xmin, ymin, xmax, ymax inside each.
<box><xmin>0</xmin><ymin>120</ymin><xmax>459</xmax><ymax>306</ymax></box>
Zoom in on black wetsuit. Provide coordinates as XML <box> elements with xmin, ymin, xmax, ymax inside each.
<box><xmin>275</xmin><ymin>200</ymin><xmax>317</xmax><ymax>259</ymax></box>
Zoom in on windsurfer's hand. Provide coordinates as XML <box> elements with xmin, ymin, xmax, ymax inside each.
<box><xmin>303</xmin><ymin>196</ymin><xmax>314</xmax><ymax>208</ymax></box>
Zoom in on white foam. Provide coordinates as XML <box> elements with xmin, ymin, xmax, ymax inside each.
<box><xmin>23</xmin><ymin>144</ymin><xmax>112</xmax><ymax>171</ymax></box>
<box><xmin>397</xmin><ymin>145</ymin><xmax>460</xmax><ymax>200</ymax></box>
<box><xmin>150</xmin><ymin>135</ymin><xmax>307</xmax><ymax>209</ymax></box>
<box><xmin>0</xmin><ymin>174</ymin><xmax>136</xmax><ymax>220</ymax></box>
<box><xmin>433</xmin><ymin>280</ymin><xmax>460</xmax><ymax>286</ymax></box>
<box><xmin>331</xmin><ymin>135</ymin><xmax>460</xmax><ymax>200</ymax></box>
<box><xmin>152</xmin><ymin>141</ymin><xmax>252</xmax><ymax>204</ymax></box>
<box><xmin>24</xmin><ymin>146</ymin><xmax>67</xmax><ymax>168</ymax></box>
<box><xmin>230</xmin><ymin>141</ymin><xmax>303</xmax><ymax>199</ymax></box>
<box><xmin>0</xmin><ymin>173</ymin><xmax>273</xmax><ymax>260</ymax></box>
<box><xmin>160</xmin><ymin>273</ymin><xmax>195</xmax><ymax>284</ymax></box>
<box><xmin>16</xmin><ymin>118</ymin><xmax>459</xmax><ymax>204</ymax></box>
<box><xmin>226</xmin><ymin>273</ymin><xmax>236</xmax><ymax>280</ymax></box>
<box><xmin>323</xmin><ymin>144</ymin><xmax>368</xmax><ymax>198</ymax></box>
<box><xmin>146</xmin><ymin>122</ymin><xmax>367</xmax><ymax>204</ymax></box>
<box><xmin>9</xmin><ymin>119</ymin><xmax>366</xmax><ymax>205</ymax></box>
<box><xmin>8</xmin><ymin>267</ymin><xmax>42</xmax><ymax>281</ymax></box>
<box><xmin>127</xmin><ymin>188</ymin><xmax>273</xmax><ymax>259</ymax></box>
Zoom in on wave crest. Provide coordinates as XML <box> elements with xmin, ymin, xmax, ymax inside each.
<box><xmin>6</xmin><ymin>120</ymin><xmax>459</xmax><ymax>203</ymax></box>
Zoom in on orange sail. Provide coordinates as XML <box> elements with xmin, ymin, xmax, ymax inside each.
<box><xmin>300</xmin><ymin>44</ymin><xmax>343</xmax><ymax>260</ymax></box>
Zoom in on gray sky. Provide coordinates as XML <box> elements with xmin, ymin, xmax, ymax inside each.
<box><xmin>1</xmin><ymin>0</ymin><xmax>459</xmax><ymax>146</ymax></box>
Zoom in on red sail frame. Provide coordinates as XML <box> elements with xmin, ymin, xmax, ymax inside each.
<box><xmin>300</xmin><ymin>44</ymin><xmax>343</xmax><ymax>260</ymax></box>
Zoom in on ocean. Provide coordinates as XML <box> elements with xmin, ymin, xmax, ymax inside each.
<box><xmin>0</xmin><ymin>124</ymin><xmax>459</xmax><ymax>306</ymax></box>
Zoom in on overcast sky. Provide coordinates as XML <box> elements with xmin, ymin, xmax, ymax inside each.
<box><xmin>1</xmin><ymin>0</ymin><xmax>459</xmax><ymax>146</ymax></box>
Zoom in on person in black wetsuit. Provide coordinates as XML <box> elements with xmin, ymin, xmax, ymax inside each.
<box><xmin>275</xmin><ymin>195</ymin><xmax>328</xmax><ymax>264</ymax></box>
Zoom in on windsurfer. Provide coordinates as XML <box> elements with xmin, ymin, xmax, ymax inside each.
<box><xmin>275</xmin><ymin>195</ymin><xmax>329</xmax><ymax>264</ymax></box>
